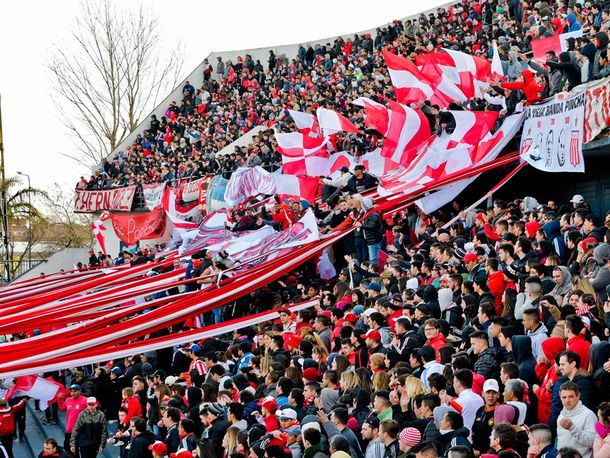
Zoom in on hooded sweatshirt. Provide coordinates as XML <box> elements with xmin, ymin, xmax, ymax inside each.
<box><xmin>512</xmin><ymin>335</ymin><xmax>537</xmax><ymax>386</ymax></box>
<box><xmin>566</xmin><ymin>13</ymin><xmax>582</xmax><ymax>32</ymax></box>
<box><xmin>557</xmin><ymin>401</ymin><xmax>596</xmax><ymax>458</ymax></box>
<box><xmin>501</xmin><ymin>69</ymin><xmax>544</xmax><ymax>104</ymax></box>
<box><xmin>593</xmin><ymin>32</ymin><xmax>609</xmax><ymax>79</ymax></box>
<box><xmin>534</xmin><ymin>337</ymin><xmax>565</xmax><ymax>424</ymax></box>
<box><xmin>550</xmin><ymin>266</ymin><xmax>572</xmax><ymax>300</ymax></box>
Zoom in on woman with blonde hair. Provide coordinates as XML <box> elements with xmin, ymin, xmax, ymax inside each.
<box><xmin>312</xmin><ymin>346</ymin><xmax>329</xmax><ymax>367</ymax></box>
<box><xmin>369</xmin><ymin>353</ymin><xmax>386</xmax><ymax>373</ymax></box>
<box><xmin>221</xmin><ymin>426</ymin><xmax>240</xmax><ymax>458</ymax></box>
<box><xmin>372</xmin><ymin>371</ymin><xmax>391</xmax><ymax>392</ymax></box>
<box><xmin>340</xmin><ymin>370</ymin><xmax>360</xmax><ymax>392</ymax></box>
<box><xmin>571</xmin><ymin>275</ymin><xmax>596</xmax><ymax>296</ymax></box>
<box><xmin>400</xmin><ymin>375</ymin><xmax>426</xmax><ymax>400</ymax></box>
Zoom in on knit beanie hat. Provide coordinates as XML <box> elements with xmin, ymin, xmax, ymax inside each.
<box><xmin>399</xmin><ymin>427</ymin><xmax>421</xmax><ymax>447</ymax></box>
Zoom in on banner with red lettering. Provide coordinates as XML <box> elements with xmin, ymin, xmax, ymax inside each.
<box><xmin>106</xmin><ymin>208</ymin><xmax>166</xmax><ymax>245</ymax></box>
<box><xmin>198</xmin><ymin>177</ymin><xmax>212</xmax><ymax>208</ymax></box>
<box><xmin>73</xmin><ymin>186</ymin><xmax>137</xmax><ymax>213</ymax></box>
<box><xmin>181</xmin><ymin>177</ymin><xmax>207</xmax><ymax>202</ymax></box>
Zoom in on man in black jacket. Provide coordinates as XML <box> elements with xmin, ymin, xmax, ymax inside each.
<box><xmin>162</xmin><ymin>407</ymin><xmax>181</xmax><ymax>454</ymax></box>
<box><xmin>346</xmin><ymin>165</ymin><xmax>379</xmax><ymax>194</ymax></box>
<box><xmin>200</xmin><ymin>403</ymin><xmax>230</xmax><ymax>458</ymax></box>
<box><xmin>128</xmin><ymin>418</ymin><xmax>154</xmax><ymax>458</ymax></box>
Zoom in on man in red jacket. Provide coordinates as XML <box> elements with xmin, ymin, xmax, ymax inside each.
<box><xmin>0</xmin><ymin>397</ymin><xmax>27</xmax><ymax>458</ymax></box>
<box><xmin>58</xmin><ymin>384</ymin><xmax>88</xmax><ymax>456</ymax></box>
<box><xmin>500</xmin><ymin>69</ymin><xmax>544</xmax><ymax>105</ymax></box>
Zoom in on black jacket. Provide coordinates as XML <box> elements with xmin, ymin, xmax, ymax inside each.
<box><xmin>128</xmin><ymin>431</ymin><xmax>154</xmax><ymax>458</ymax></box>
<box><xmin>361</xmin><ymin>211</ymin><xmax>384</xmax><ymax>245</ymax></box>
<box><xmin>346</xmin><ymin>173</ymin><xmax>379</xmax><ymax>194</ymax></box>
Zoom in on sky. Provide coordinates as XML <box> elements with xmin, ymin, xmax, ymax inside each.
<box><xmin>0</xmin><ymin>0</ymin><xmax>448</xmax><ymax>195</ymax></box>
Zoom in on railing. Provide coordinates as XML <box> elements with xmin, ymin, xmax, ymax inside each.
<box><xmin>0</xmin><ymin>258</ymin><xmax>47</xmax><ymax>284</ymax></box>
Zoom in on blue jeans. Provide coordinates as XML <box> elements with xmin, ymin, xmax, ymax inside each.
<box><xmin>212</xmin><ymin>307</ymin><xmax>223</xmax><ymax>324</ymax></box>
<box><xmin>368</xmin><ymin>242</ymin><xmax>382</xmax><ymax>264</ymax></box>
<box><xmin>354</xmin><ymin>235</ymin><xmax>368</xmax><ymax>262</ymax></box>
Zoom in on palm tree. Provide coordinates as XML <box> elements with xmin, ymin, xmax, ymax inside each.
<box><xmin>1</xmin><ymin>175</ymin><xmax>48</xmax><ymax>282</ymax></box>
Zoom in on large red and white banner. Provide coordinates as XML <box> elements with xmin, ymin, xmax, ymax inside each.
<box><xmin>106</xmin><ymin>208</ymin><xmax>166</xmax><ymax>245</ymax></box>
<box><xmin>74</xmin><ymin>186</ymin><xmax>136</xmax><ymax>213</ymax></box>
<box><xmin>224</xmin><ymin>167</ymin><xmax>277</xmax><ymax>206</ymax></box>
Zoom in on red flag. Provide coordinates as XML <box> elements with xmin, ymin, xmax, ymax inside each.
<box><xmin>383</xmin><ymin>50</ymin><xmax>434</xmax><ymax>104</ymax></box>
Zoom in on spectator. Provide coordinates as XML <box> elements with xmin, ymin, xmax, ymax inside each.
<box><xmin>557</xmin><ymin>382</ymin><xmax>596</xmax><ymax>458</ymax></box>
<box><xmin>69</xmin><ymin>397</ymin><xmax>108</xmax><ymax>458</ymax></box>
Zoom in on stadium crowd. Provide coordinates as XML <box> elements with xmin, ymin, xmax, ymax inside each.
<box><xmin>6</xmin><ymin>2</ymin><xmax>609</xmax><ymax>458</ymax></box>
<box><xmin>20</xmin><ymin>191</ymin><xmax>610</xmax><ymax>458</ymax></box>
<box><xmin>77</xmin><ymin>0</ymin><xmax>610</xmax><ymax>192</ymax></box>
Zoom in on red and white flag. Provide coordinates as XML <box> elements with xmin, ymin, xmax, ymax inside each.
<box><xmin>275</xmin><ymin>132</ymin><xmax>329</xmax><ymax>176</ymax></box>
<box><xmin>415</xmin><ymin>112</ymin><xmax>524</xmax><ymax>213</ymax></box>
<box><xmin>381</xmin><ymin>100</ymin><xmax>431</xmax><ymax>165</ymax></box>
<box><xmin>162</xmin><ymin>189</ymin><xmax>200</xmax><ymax>230</ymax></box>
<box><xmin>383</xmin><ymin>50</ymin><xmax>434</xmax><ymax>104</ymax></box>
<box><xmin>91</xmin><ymin>219</ymin><xmax>107</xmax><ymax>256</ymax></box>
<box><xmin>316</xmin><ymin>108</ymin><xmax>360</xmax><ymax>135</ymax></box>
<box><xmin>441</xmin><ymin>48</ymin><xmax>492</xmax><ymax>97</ymax></box>
<box><xmin>7</xmin><ymin>376</ymin><xmax>67</xmax><ymax>410</ymax></box>
<box><xmin>352</xmin><ymin>97</ymin><xmax>389</xmax><ymax>134</ymax></box>
<box><xmin>418</xmin><ymin>57</ymin><xmax>468</xmax><ymax>107</ymax></box>
<box><xmin>287</xmin><ymin>109</ymin><xmax>316</xmax><ymax>132</ymax></box>
<box><xmin>531</xmin><ymin>30</ymin><xmax>583</xmax><ymax>61</ymax></box>
<box><xmin>272</xmin><ymin>175</ymin><xmax>320</xmax><ymax>204</ymax></box>
<box><xmin>491</xmin><ymin>40</ymin><xmax>504</xmax><ymax>78</ymax></box>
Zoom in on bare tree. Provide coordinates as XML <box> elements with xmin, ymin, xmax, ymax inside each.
<box><xmin>48</xmin><ymin>0</ymin><xmax>183</xmax><ymax>167</ymax></box>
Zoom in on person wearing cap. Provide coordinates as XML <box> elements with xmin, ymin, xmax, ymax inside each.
<box><xmin>320</xmin><ymin>166</ymin><xmax>352</xmax><ymax>206</ymax></box>
<box><xmin>364</xmin><ymin>329</ymin><xmax>386</xmax><ymax>356</ymax></box>
<box><xmin>278</xmin><ymin>308</ymin><xmax>297</xmax><ymax>333</ymax></box>
<box><xmin>570</xmin><ymin>194</ymin><xmax>585</xmax><ymax>209</ymax></box>
<box><xmin>255</xmin><ymin>396</ymin><xmax>279</xmax><ymax>432</ymax></box>
<box><xmin>58</xmin><ymin>384</ymin><xmax>88</xmax><ymax>454</ymax></box>
<box><xmin>280</xmin><ymin>424</ymin><xmax>302</xmax><ymax>458</ymax></box>
<box><xmin>471</xmin><ymin>379</ymin><xmax>501</xmax><ymax>455</ymax></box>
<box><xmin>346</xmin><ymin>165</ymin><xmax>379</xmax><ymax>195</ymax></box>
<box><xmin>183</xmin><ymin>344</ymin><xmax>206</xmax><ymax>385</ymax></box>
<box><xmin>70</xmin><ymin>397</ymin><xmax>108</xmax><ymax>458</ymax></box>
<box><xmin>361</xmin><ymin>415</ymin><xmax>384</xmax><ymax>458</ymax></box>
<box><xmin>169</xmin><ymin>449</ymin><xmax>193</xmax><ymax>458</ymax></box>
<box><xmin>148</xmin><ymin>441</ymin><xmax>168</xmax><ymax>458</ymax></box>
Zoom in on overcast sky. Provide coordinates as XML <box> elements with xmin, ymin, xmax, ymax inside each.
<box><xmin>0</xmin><ymin>0</ymin><xmax>448</xmax><ymax>194</ymax></box>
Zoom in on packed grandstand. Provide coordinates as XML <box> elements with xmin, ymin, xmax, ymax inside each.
<box><xmin>2</xmin><ymin>1</ymin><xmax>610</xmax><ymax>458</ymax></box>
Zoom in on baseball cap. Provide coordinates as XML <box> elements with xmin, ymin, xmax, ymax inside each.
<box><xmin>282</xmin><ymin>425</ymin><xmax>302</xmax><ymax>436</ymax></box>
<box><xmin>285</xmin><ymin>333</ymin><xmax>302</xmax><ymax>348</ymax></box>
<box><xmin>344</xmin><ymin>313</ymin><xmax>358</xmax><ymax>323</ymax></box>
<box><xmin>483</xmin><ymin>379</ymin><xmax>500</xmax><ymax>392</ymax></box>
<box><xmin>363</xmin><ymin>329</ymin><xmax>382</xmax><ymax>341</ymax></box>
<box><xmin>367</xmin><ymin>282</ymin><xmax>381</xmax><ymax>292</ymax></box>
<box><xmin>185</xmin><ymin>344</ymin><xmax>201</xmax><ymax>353</ymax></box>
<box><xmin>69</xmin><ymin>384</ymin><xmax>81</xmax><ymax>391</ymax></box>
<box><xmin>570</xmin><ymin>194</ymin><xmax>585</xmax><ymax>204</ymax></box>
<box><xmin>149</xmin><ymin>441</ymin><xmax>168</xmax><ymax>455</ymax></box>
<box><xmin>110</xmin><ymin>367</ymin><xmax>122</xmax><ymax>376</ymax></box>
<box><xmin>339</xmin><ymin>166</ymin><xmax>350</xmax><ymax>173</ymax></box>
<box><xmin>277</xmin><ymin>408</ymin><xmax>297</xmax><ymax>420</ymax></box>
<box><xmin>258</xmin><ymin>396</ymin><xmax>277</xmax><ymax>412</ymax></box>
<box><xmin>362</xmin><ymin>308</ymin><xmax>377</xmax><ymax>317</ymax></box>
<box><xmin>170</xmin><ymin>450</ymin><xmax>193</xmax><ymax>458</ymax></box>
<box><xmin>165</xmin><ymin>376</ymin><xmax>179</xmax><ymax>386</ymax></box>
<box><xmin>463</xmin><ymin>253</ymin><xmax>478</xmax><ymax>262</ymax></box>
<box><xmin>86</xmin><ymin>397</ymin><xmax>97</xmax><ymax>405</ymax></box>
